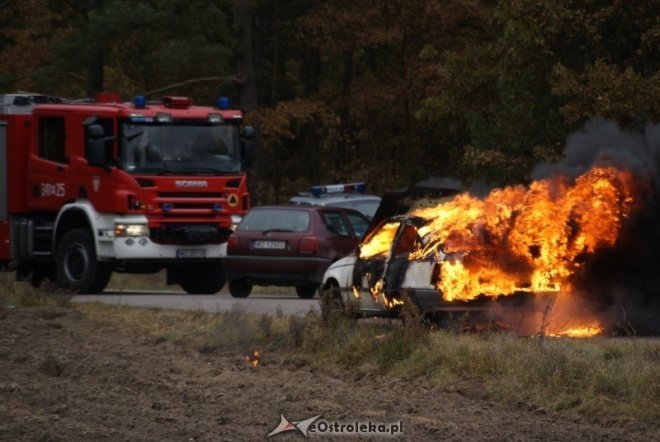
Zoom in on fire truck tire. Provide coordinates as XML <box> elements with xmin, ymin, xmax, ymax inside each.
<box><xmin>56</xmin><ymin>228</ymin><xmax>111</xmax><ymax>294</ymax></box>
<box><xmin>295</xmin><ymin>283</ymin><xmax>318</xmax><ymax>299</ymax></box>
<box><xmin>178</xmin><ymin>264</ymin><xmax>226</xmax><ymax>294</ymax></box>
<box><xmin>228</xmin><ymin>279</ymin><xmax>252</xmax><ymax>298</ymax></box>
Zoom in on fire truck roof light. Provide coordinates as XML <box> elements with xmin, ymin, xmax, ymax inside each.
<box><xmin>217</xmin><ymin>97</ymin><xmax>230</xmax><ymax>109</ymax></box>
<box><xmin>309</xmin><ymin>182</ymin><xmax>367</xmax><ymax>196</ymax></box>
<box><xmin>163</xmin><ymin>96</ymin><xmax>191</xmax><ymax>109</ymax></box>
<box><xmin>134</xmin><ymin>95</ymin><xmax>147</xmax><ymax>109</ymax></box>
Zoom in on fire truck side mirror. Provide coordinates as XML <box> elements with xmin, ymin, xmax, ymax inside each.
<box><xmin>242</xmin><ymin>125</ymin><xmax>256</xmax><ymax>168</ymax></box>
<box><xmin>85</xmin><ymin>123</ymin><xmax>112</xmax><ymax>169</ymax></box>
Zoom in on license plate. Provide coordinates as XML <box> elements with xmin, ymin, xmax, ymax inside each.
<box><xmin>176</xmin><ymin>249</ymin><xmax>206</xmax><ymax>258</ymax></box>
<box><xmin>252</xmin><ymin>240</ymin><xmax>286</xmax><ymax>250</ymax></box>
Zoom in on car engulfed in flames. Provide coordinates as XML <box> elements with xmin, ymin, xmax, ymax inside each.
<box><xmin>321</xmin><ymin>165</ymin><xmax>641</xmax><ymax>337</ymax></box>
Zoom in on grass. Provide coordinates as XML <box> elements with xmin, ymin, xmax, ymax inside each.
<box><xmin>0</xmin><ymin>273</ymin><xmax>70</xmax><ymax>308</ymax></box>
<box><xmin>78</xmin><ymin>301</ymin><xmax>660</xmax><ymax>423</ymax></box>
<box><xmin>2</xmin><ymin>273</ymin><xmax>658</xmax><ymax>424</ymax></box>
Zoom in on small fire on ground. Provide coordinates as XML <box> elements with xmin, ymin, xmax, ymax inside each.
<box><xmin>244</xmin><ymin>350</ymin><xmax>261</xmax><ymax>367</ymax></box>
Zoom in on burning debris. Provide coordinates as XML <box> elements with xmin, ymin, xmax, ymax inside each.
<box><xmin>244</xmin><ymin>350</ymin><xmax>261</xmax><ymax>367</ymax></box>
<box><xmin>357</xmin><ymin>119</ymin><xmax>660</xmax><ymax>335</ymax></box>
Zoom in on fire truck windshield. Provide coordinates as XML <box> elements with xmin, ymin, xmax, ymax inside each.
<box><xmin>120</xmin><ymin>122</ymin><xmax>241</xmax><ymax>175</ymax></box>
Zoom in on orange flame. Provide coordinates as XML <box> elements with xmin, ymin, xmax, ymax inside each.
<box><xmin>410</xmin><ymin>166</ymin><xmax>639</xmax><ymax>301</ymax></box>
<box><xmin>359</xmin><ymin>222</ymin><xmax>399</xmax><ymax>258</ymax></box>
<box><xmin>244</xmin><ymin>350</ymin><xmax>261</xmax><ymax>367</ymax></box>
<box><xmin>549</xmin><ymin>322</ymin><xmax>604</xmax><ymax>338</ymax></box>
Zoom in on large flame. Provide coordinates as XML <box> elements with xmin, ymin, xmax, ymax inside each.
<box><xmin>360</xmin><ymin>165</ymin><xmax>640</xmax><ymax>305</ymax></box>
<box><xmin>411</xmin><ymin>166</ymin><xmax>639</xmax><ymax>301</ymax></box>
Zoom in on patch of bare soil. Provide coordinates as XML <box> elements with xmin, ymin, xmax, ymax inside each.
<box><xmin>0</xmin><ymin>306</ymin><xmax>656</xmax><ymax>441</ymax></box>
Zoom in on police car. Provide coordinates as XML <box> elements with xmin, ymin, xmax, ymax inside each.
<box><xmin>289</xmin><ymin>183</ymin><xmax>381</xmax><ymax>220</ymax></box>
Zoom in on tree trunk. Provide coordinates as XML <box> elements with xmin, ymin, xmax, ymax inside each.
<box><xmin>234</xmin><ymin>0</ymin><xmax>258</xmax><ymax>112</ymax></box>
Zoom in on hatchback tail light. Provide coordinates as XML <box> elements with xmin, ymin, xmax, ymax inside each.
<box><xmin>299</xmin><ymin>236</ymin><xmax>319</xmax><ymax>254</ymax></box>
<box><xmin>227</xmin><ymin>233</ymin><xmax>239</xmax><ymax>252</ymax></box>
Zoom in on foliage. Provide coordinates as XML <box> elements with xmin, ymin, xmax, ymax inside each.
<box><xmin>0</xmin><ymin>0</ymin><xmax>657</xmax><ymax>196</ymax></box>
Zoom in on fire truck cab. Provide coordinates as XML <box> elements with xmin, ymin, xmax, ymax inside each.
<box><xmin>0</xmin><ymin>93</ymin><xmax>254</xmax><ymax>294</ymax></box>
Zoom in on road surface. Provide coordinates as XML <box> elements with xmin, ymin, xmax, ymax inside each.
<box><xmin>72</xmin><ymin>290</ymin><xmax>320</xmax><ymax>315</ymax></box>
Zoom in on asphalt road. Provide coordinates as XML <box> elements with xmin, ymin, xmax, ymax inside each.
<box><xmin>71</xmin><ymin>291</ymin><xmax>320</xmax><ymax>315</ymax></box>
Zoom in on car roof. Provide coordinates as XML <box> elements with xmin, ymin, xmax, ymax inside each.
<box><xmin>246</xmin><ymin>204</ymin><xmax>368</xmax><ymax>216</ymax></box>
<box><xmin>290</xmin><ymin>193</ymin><xmax>381</xmax><ymax>204</ymax></box>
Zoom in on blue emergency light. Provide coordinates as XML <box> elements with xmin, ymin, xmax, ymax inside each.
<box><xmin>217</xmin><ymin>97</ymin><xmax>230</xmax><ymax>109</ymax></box>
<box><xmin>134</xmin><ymin>95</ymin><xmax>147</xmax><ymax>109</ymax></box>
<box><xmin>309</xmin><ymin>182</ymin><xmax>367</xmax><ymax>196</ymax></box>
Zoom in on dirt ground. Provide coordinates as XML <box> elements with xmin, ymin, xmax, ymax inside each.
<box><xmin>0</xmin><ymin>306</ymin><xmax>656</xmax><ymax>441</ymax></box>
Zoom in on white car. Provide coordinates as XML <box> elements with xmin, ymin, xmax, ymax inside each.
<box><xmin>320</xmin><ymin>215</ymin><xmax>550</xmax><ymax>320</ymax></box>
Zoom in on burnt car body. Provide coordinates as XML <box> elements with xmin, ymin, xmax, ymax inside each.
<box><xmin>224</xmin><ymin>205</ymin><xmax>370</xmax><ymax>298</ymax></box>
<box><xmin>321</xmin><ymin>215</ymin><xmax>553</xmax><ymax>320</ymax></box>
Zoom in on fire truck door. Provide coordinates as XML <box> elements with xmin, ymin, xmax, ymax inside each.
<box><xmin>27</xmin><ymin>115</ymin><xmax>74</xmax><ymax>210</ymax></box>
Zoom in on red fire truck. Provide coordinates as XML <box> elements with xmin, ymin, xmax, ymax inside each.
<box><xmin>0</xmin><ymin>93</ymin><xmax>254</xmax><ymax>294</ymax></box>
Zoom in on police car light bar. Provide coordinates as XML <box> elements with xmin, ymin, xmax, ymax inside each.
<box><xmin>309</xmin><ymin>182</ymin><xmax>367</xmax><ymax>196</ymax></box>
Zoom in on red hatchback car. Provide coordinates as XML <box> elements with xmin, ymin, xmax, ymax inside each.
<box><xmin>224</xmin><ymin>205</ymin><xmax>370</xmax><ymax>298</ymax></box>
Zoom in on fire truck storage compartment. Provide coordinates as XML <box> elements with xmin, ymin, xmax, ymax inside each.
<box><xmin>0</xmin><ymin>121</ymin><xmax>6</xmax><ymax>222</ymax></box>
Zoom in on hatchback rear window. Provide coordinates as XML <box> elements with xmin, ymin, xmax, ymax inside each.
<box><xmin>238</xmin><ymin>209</ymin><xmax>310</xmax><ymax>233</ymax></box>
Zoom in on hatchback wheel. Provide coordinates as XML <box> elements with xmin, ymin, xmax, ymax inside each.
<box><xmin>295</xmin><ymin>283</ymin><xmax>318</xmax><ymax>299</ymax></box>
<box><xmin>228</xmin><ymin>279</ymin><xmax>252</xmax><ymax>298</ymax></box>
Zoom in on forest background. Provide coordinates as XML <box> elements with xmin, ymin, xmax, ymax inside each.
<box><xmin>1</xmin><ymin>0</ymin><xmax>658</xmax><ymax>203</ymax></box>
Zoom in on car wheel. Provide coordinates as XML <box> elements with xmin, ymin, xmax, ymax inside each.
<box><xmin>56</xmin><ymin>228</ymin><xmax>112</xmax><ymax>294</ymax></box>
<box><xmin>228</xmin><ymin>279</ymin><xmax>252</xmax><ymax>298</ymax></box>
<box><xmin>295</xmin><ymin>283</ymin><xmax>318</xmax><ymax>299</ymax></box>
<box><xmin>179</xmin><ymin>264</ymin><xmax>226</xmax><ymax>294</ymax></box>
<box><xmin>320</xmin><ymin>280</ymin><xmax>345</xmax><ymax>320</ymax></box>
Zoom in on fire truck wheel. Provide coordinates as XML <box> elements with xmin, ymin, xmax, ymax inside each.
<box><xmin>179</xmin><ymin>264</ymin><xmax>226</xmax><ymax>294</ymax></box>
<box><xmin>295</xmin><ymin>283</ymin><xmax>318</xmax><ymax>299</ymax></box>
<box><xmin>228</xmin><ymin>279</ymin><xmax>252</xmax><ymax>298</ymax></box>
<box><xmin>56</xmin><ymin>229</ymin><xmax>111</xmax><ymax>294</ymax></box>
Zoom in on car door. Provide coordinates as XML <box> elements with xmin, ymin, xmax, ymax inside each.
<box><xmin>351</xmin><ymin>220</ymin><xmax>401</xmax><ymax>312</ymax></box>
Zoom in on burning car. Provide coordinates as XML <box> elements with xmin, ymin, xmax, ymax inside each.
<box><xmin>320</xmin><ymin>164</ymin><xmax>642</xmax><ymax>336</ymax></box>
<box><xmin>320</xmin><ymin>215</ymin><xmax>550</xmax><ymax>320</ymax></box>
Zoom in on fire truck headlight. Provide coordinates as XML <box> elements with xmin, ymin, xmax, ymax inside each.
<box><xmin>230</xmin><ymin>215</ymin><xmax>242</xmax><ymax>231</ymax></box>
<box><xmin>115</xmin><ymin>224</ymin><xmax>149</xmax><ymax>237</ymax></box>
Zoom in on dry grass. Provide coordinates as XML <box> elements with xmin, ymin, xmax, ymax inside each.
<box><xmin>77</xmin><ymin>301</ymin><xmax>660</xmax><ymax>423</ymax></box>
<box><xmin>0</xmin><ymin>273</ymin><xmax>70</xmax><ymax>308</ymax></box>
<box><xmin>3</xmin><ymin>272</ymin><xmax>657</xmax><ymax>425</ymax></box>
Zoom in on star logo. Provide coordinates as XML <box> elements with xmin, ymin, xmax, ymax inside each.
<box><xmin>266</xmin><ymin>415</ymin><xmax>321</xmax><ymax>438</ymax></box>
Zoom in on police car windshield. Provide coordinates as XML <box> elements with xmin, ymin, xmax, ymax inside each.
<box><xmin>327</xmin><ymin>200</ymin><xmax>380</xmax><ymax>219</ymax></box>
<box><xmin>120</xmin><ymin>122</ymin><xmax>241</xmax><ymax>174</ymax></box>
